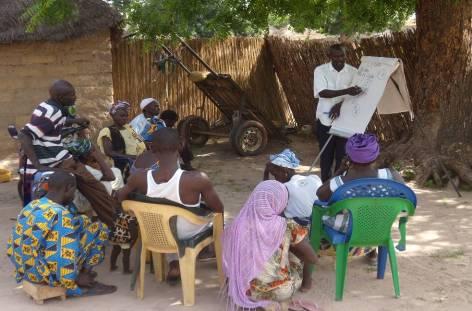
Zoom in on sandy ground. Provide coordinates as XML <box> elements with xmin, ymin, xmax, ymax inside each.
<box><xmin>0</xmin><ymin>135</ymin><xmax>471</xmax><ymax>311</ymax></box>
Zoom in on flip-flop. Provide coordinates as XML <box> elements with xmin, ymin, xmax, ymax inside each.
<box><xmin>166</xmin><ymin>275</ymin><xmax>181</xmax><ymax>286</ymax></box>
<box><xmin>87</xmin><ymin>270</ymin><xmax>98</xmax><ymax>278</ymax></box>
<box><xmin>289</xmin><ymin>299</ymin><xmax>322</xmax><ymax>311</ymax></box>
<box><xmin>81</xmin><ymin>282</ymin><xmax>117</xmax><ymax>297</ymax></box>
<box><xmin>198</xmin><ymin>253</ymin><xmax>216</xmax><ymax>262</ymax></box>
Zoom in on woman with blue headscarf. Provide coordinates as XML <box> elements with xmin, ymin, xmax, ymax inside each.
<box><xmin>263</xmin><ymin>148</ymin><xmax>322</xmax><ymax>292</ymax></box>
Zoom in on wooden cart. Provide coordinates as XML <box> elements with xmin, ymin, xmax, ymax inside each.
<box><xmin>159</xmin><ymin>39</ymin><xmax>284</xmax><ymax>156</ymax></box>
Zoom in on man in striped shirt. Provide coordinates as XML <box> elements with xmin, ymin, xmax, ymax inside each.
<box><xmin>18</xmin><ymin>80</ymin><xmax>115</xmax><ymax>227</ymax></box>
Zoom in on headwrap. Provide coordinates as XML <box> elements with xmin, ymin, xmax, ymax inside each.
<box><xmin>64</xmin><ymin>138</ymin><xmax>92</xmax><ymax>157</ymax></box>
<box><xmin>269</xmin><ymin>148</ymin><xmax>300</xmax><ymax>169</ymax></box>
<box><xmin>223</xmin><ymin>180</ymin><xmax>288</xmax><ymax>310</ymax></box>
<box><xmin>345</xmin><ymin>133</ymin><xmax>380</xmax><ymax>164</ymax></box>
<box><xmin>140</xmin><ymin>98</ymin><xmax>158</xmax><ymax>110</ymax></box>
<box><xmin>109</xmin><ymin>100</ymin><xmax>130</xmax><ymax>115</ymax></box>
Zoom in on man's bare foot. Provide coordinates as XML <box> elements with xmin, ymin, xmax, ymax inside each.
<box><xmin>166</xmin><ymin>260</ymin><xmax>181</xmax><ymax>285</ymax></box>
<box><xmin>300</xmin><ymin>278</ymin><xmax>312</xmax><ymax>292</ymax></box>
<box><xmin>81</xmin><ymin>282</ymin><xmax>117</xmax><ymax>297</ymax></box>
<box><xmin>366</xmin><ymin>249</ymin><xmax>377</xmax><ymax>266</ymax></box>
<box><xmin>123</xmin><ymin>269</ymin><xmax>133</xmax><ymax>275</ymax></box>
<box><xmin>81</xmin><ymin>268</ymin><xmax>98</xmax><ymax>279</ymax></box>
<box><xmin>76</xmin><ymin>272</ymin><xmax>95</xmax><ymax>288</ymax></box>
<box><xmin>198</xmin><ymin>244</ymin><xmax>216</xmax><ymax>261</ymax></box>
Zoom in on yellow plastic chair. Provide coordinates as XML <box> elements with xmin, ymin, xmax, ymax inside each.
<box><xmin>122</xmin><ymin>200</ymin><xmax>224</xmax><ymax>306</ymax></box>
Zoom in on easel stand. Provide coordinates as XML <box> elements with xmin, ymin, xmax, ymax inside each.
<box><xmin>307</xmin><ymin>134</ymin><xmax>333</xmax><ymax>173</ymax></box>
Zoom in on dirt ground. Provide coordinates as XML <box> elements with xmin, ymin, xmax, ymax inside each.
<box><xmin>0</xmin><ymin>135</ymin><xmax>471</xmax><ymax>311</ymax></box>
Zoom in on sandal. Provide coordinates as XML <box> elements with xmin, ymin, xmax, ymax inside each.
<box><xmin>289</xmin><ymin>299</ymin><xmax>322</xmax><ymax>311</ymax></box>
<box><xmin>166</xmin><ymin>275</ymin><xmax>181</xmax><ymax>286</ymax></box>
<box><xmin>81</xmin><ymin>282</ymin><xmax>117</xmax><ymax>297</ymax></box>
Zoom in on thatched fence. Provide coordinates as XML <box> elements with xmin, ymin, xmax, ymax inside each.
<box><xmin>112</xmin><ymin>38</ymin><xmax>294</xmax><ymax>126</ymax></box>
<box><xmin>112</xmin><ymin>30</ymin><xmax>417</xmax><ymax>143</ymax></box>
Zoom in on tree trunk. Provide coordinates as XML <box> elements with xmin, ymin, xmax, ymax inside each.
<box><xmin>415</xmin><ymin>0</ymin><xmax>472</xmax><ymax>142</ymax></box>
<box><xmin>384</xmin><ymin>0</ymin><xmax>472</xmax><ymax>188</ymax></box>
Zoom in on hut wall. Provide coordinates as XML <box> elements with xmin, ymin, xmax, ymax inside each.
<box><xmin>0</xmin><ymin>30</ymin><xmax>114</xmax><ymax>156</ymax></box>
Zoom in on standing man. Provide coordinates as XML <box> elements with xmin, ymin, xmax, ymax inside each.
<box><xmin>18</xmin><ymin>80</ymin><xmax>116</xmax><ymax>227</ymax></box>
<box><xmin>130</xmin><ymin>97</ymin><xmax>166</xmax><ymax>142</ymax></box>
<box><xmin>313</xmin><ymin>44</ymin><xmax>363</xmax><ymax>182</ymax></box>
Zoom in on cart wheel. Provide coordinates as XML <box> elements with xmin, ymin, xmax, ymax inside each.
<box><xmin>179</xmin><ymin>116</ymin><xmax>210</xmax><ymax>147</ymax></box>
<box><xmin>231</xmin><ymin>120</ymin><xmax>268</xmax><ymax>156</ymax></box>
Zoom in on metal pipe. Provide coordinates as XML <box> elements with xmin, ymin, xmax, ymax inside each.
<box><xmin>192</xmin><ymin>130</ymin><xmax>229</xmax><ymax>137</ymax></box>
<box><xmin>160</xmin><ymin>45</ymin><xmax>192</xmax><ymax>74</ymax></box>
<box><xmin>177</xmin><ymin>36</ymin><xmax>219</xmax><ymax>76</ymax></box>
<box><xmin>307</xmin><ymin>134</ymin><xmax>334</xmax><ymax>173</ymax></box>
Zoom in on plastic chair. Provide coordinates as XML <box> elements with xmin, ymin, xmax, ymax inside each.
<box><xmin>324</xmin><ymin>197</ymin><xmax>414</xmax><ymax>300</ymax></box>
<box><xmin>122</xmin><ymin>200</ymin><xmax>223</xmax><ymax>306</ymax></box>
<box><xmin>310</xmin><ymin>178</ymin><xmax>417</xmax><ymax>300</ymax></box>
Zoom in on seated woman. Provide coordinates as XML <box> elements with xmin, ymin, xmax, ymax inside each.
<box><xmin>263</xmin><ymin>149</ymin><xmax>322</xmax><ymax>292</ymax></box>
<box><xmin>264</xmin><ymin>149</ymin><xmax>322</xmax><ymax>225</ymax></box>
<box><xmin>316</xmin><ymin>133</ymin><xmax>403</xmax><ymax>259</ymax></box>
<box><xmin>66</xmin><ymin>139</ymin><xmax>124</xmax><ymax>214</ymax></box>
<box><xmin>317</xmin><ymin>133</ymin><xmax>403</xmax><ymax>202</ymax></box>
<box><xmin>223</xmin><ymin>180</ymin><xmax>319</xmax><ymax>311</ymax></box>
<box><xmin>97</xmin><ymin>101</ymin><xmax>146</xmax><ymax>178</ymax></box>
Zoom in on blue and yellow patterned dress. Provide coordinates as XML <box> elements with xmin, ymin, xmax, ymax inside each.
<box><xmin>6</xmin><ymin>197</ymin><xmax>109</xmax><ymax>296</ymax></box>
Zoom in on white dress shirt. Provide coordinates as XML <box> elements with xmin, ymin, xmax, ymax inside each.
<box><xmin>313</xmin><ymin>62</ymin><xmax>357</xmax><ymax>126</ymax></box>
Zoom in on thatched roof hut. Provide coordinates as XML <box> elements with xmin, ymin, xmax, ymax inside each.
<box><xmin>0</xmin><ymin>0</ymin><xmax>122</xmax><ymax>43</ymax></box>
<box><xmin>0</xmin><ymin>0</ymin><xmax>122</xmax><ymax>157</ymax></box>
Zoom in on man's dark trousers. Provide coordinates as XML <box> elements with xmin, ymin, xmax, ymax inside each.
<box><xmin>316</xmin><ymin>120</ymin><xmax>347</xmax><ymax>182</ymax></box>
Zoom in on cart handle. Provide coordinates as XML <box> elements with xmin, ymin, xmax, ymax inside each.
<box><xmin>160</xmin><ymin>45</ymin><xmax>192</xmax><ymax>74</ymax></box>
<box><xmin>178</xmin><ymin>36</ymin><xmax>219</xmax><ymax>76</ymax></box>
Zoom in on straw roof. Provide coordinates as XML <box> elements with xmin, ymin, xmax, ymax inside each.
<box><xmin>0</xmin><ymin>0</ymin><xmax>122</xmax><ymax>43</ymax></box>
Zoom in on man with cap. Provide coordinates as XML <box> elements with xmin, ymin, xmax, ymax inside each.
<box><xmin>130</xmin><ymin>98</ymin><xmax>166</xmax><ymax>143</ymax></box>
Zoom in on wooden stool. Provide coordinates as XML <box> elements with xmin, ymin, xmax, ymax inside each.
<box><xmin>22</xmin><ymin>281</ymin><xmax>66</xmax><ymax>304</ymax></box>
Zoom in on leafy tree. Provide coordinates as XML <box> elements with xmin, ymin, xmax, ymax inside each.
<box><xmin>20</xmin><ymin>0</ymin><xmax>472</xmax><ymax>187</ymax></box>
<box><xmin>122</xmin><ymin>0</ymin><xmax>263</xmax><ymax>40</ymax></box>
<box><xmin>224</xmin><ymin>0</ymin><xmax>415</xmax><ymax>34</ymax></box>
<box><xmin>23</xmin><ymin>0</ymin><xmax>415</xmax><ymax>38</ymax></box>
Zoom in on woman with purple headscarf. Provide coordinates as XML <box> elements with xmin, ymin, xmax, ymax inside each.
<box><xmin>223</xmin><ymin>180</ymin><xmax>319</xmax><ymax>311</ymax></box>
<box><xmin>97</xmin><ymin>100</ymin><xmax>146</xmax><ymax>176</ymax></box>
<box><xmin>317</xmin><ymin>133</ymin><xmax>403</xmax><ymax>202</ymax></box>
<box><xmin>316</xmin><ymin>133</ymin><xmax>403</xmax><ymax>260</ymax></box>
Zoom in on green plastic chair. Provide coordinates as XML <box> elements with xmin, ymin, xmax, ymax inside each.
<box><xmin>315</xmin><ymin>197</ymin><xmax>414</xmax><ymax>301</ymax></box>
